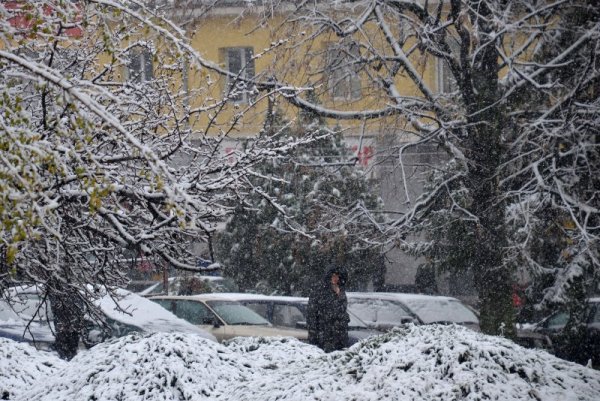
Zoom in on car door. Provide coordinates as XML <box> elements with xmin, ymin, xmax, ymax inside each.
<box><xmin>153</xmin><ymin>299</ymin><xmax>226</xmax><ymax>341</ymax></box>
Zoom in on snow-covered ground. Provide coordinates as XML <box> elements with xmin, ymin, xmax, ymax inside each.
<box><xmin>2</xmin><ymin>324</ymin><xmax>599</xmax><ymax>401</ymax></box>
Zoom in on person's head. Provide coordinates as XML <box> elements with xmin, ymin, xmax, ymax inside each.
<box><xmin>325</xmin><ymin>267</ymin><xmax>347</xmax><ymax>287</ymax></box>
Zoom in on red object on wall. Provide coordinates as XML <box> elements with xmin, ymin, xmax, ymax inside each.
<box><xmin>351</xmin><ymin>145</ymin><xmax>374</xmax><ymax>167</ymax></box>
<box><xmin>5</xmin><ymin>1</ymin><xmax>83</xmax><ymax>37</ymax></box>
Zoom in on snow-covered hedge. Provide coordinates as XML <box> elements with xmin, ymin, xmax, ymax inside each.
<box><xmin>2</xmin><ymin>325</ymin><xmax>600</xmax><ymax>401</ymax></box>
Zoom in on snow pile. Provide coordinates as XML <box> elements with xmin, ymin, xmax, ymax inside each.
<box><xmin>3</xmin><ymin>325</ymin><xmax>600</xmax><ymax>401</ymax></box>
<box><xmin>226</xmin><ymin>325</ymin><xmax>600</xmax><ymax>401</ymax></box>
<box><xmin>0</xmin><ymin>339</ymin><xmax>66</xmax><ymax>400</ymax></box>
<box><xmin>21</xmin><ymin>333</ymin><xmax>245</xmax><ymax>401</ymax></box>
<box><xmin>336</xmin><ymin>325</ymin><xmax>600</xmax><ymax>401</ymax></box>
<box><xmin>224</xmin><ymin>335</ymin><xmax>324</xmax><ymax>367</ymax></box>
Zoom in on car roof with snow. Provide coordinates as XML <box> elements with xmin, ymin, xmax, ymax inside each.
<box><xmin>149</xmin><ymin>293</ymin><xmax>272</xmax><ymax>302</ymax></box>
<box><xmin>347</xmin><ymin>292</ymin><xmax>462</xmax><ymax>302</ymax></box>
<box><xmin>200</xmin><ymin>293</ymin><xmax>309</xmax><ymax>303</ymax></box>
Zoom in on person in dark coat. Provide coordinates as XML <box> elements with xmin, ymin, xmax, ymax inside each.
<box><xmin>306</xmin><ymin>267</ymin><xmax>350</xmax><ymax>352</ymax></box>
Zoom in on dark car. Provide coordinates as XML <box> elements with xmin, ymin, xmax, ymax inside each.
<box><xmin>534</xmin><ymin>297</ymin><xmax>600</xmax><ymax>366</ymax></box>
<box><xmin>217</xmin><ymin>293</ymin><xmax>383</xmax><ymax>346</ymax></box>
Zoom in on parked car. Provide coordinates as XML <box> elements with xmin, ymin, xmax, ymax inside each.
<box><xmin>217</xmin><ymin>293</ymin><xmax>383</xmax><ymax>346</ymax></box>
<box><xmin>533</xmin><ymin>297</ymin><xmax>600</xmax><ymax>366</ymax></box>
<box><xmin>1</xmin><ymin>286</ymin><xmax>216</xmax><ymax>349</ymax></box>
<box><xmin>348</xmin><ymin>292</ymin><xmax>551</xmax><ymax>351</ymax></box>
<box><xmin>148</xmin><ymin>294</ymin><xmax>308</xmax><ymax>343</ymax></box>
<box><xmin>347</xmin><ymin>292</ymin><xmax>478</xmax><ymax>331</ymax></box>
<box><xmin>513</xmin><ymin>326</ymin><xmax>553</xmax><ymax>351</ymax></box>
<box><xmin>137</xmin><ymin>275</ymin><xmax>238</xmax><ymax>296</ymax></box>
<box><xmin>0</xmin><ymin>300</ymin><xmax>55</xmax><ymax>350</ymax></box>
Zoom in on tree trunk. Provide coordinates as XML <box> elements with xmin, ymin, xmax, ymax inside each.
<box><xmin>48</xmin><ymin>277</ymin><xmax>85</xmax><ymax>360</ymax></box>
<box><xmin>465</xmin><ymin>1</ymin><xmax>515</xmax><ymax>337</ymax></box>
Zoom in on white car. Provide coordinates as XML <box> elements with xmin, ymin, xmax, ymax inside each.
<box><xmin>347</xmin><ymin>292</ymin><xmax>479</xmax><ymax>331</ymax></box>
<box><xmin>149</xmin><ymin>293</ymin><xmax>308</xmax><ymax>343</ymax></box>
<box><xmin>1</xmin><ymin>286</ymin><xmax>216</xmax><ymax>348</ymax></box>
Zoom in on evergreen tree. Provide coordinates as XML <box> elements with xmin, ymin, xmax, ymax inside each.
<box><xmin>216</xmin><ymin>106</ymin><xmax>385</xmax><ymax>295</ymax></box>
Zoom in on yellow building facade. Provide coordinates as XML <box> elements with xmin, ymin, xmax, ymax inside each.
<box><xmin>174</xmin><ymin>4</ymin><xmax>443</xmax><ymax>140</ymax></box>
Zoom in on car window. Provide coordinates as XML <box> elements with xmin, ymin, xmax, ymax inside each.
<box><xmin>172</xmin><ymin>300</ymin><xmax>216</xmax><ymax>325</ymax></box>
<box><xmin>107</xmin><ymin>317</ymin><xmax>142</xmax><ymax>337</ymax></box>
<box><xmin>348</xmin><ymin>299</ymin><xmax>413</xmax><ymax>325</ymax></box>
<box><xmin>151</xmin><ymin>299</ymin><xmax>215</xmax><ymax>325</ymax></box>
<box><xmin>206</xmin><ymin>301</ymin><xmax>270</xmax><ymax>325</ymax></box>
<box><xmin>402</xmin><ymin>299</ymin><xmax>479</xmax><ymax>324</ymax></box>
<box><xmin>347</xmin><ymin>310</ymin><xmax>368</xmax><ymax>329</ymax></box>
<box><xmin>151</xmin><ymin>299</ymin><xmax>173</xmax><ymax>311</ymax></box>
<box><xmin>545</xmin><ymin>311</ymin><xmax>569</xmax><ymax>328</ymax></box>
<box><xmin>272</xmin><ymin>304</ymin><xmax>305</xmax><ymax>327</ymax></box>
<box><xmin>243</xmin><ymin>302</ymin><xmax>269</xmax><ymax>320</ymax></box>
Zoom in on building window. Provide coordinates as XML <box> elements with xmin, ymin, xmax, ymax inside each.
<box><xmin>220</xmin><ymin>47</ymin><xmax>255</xmax><ymax>103</ymax></box>
<box><xmin>324</xmin><ymin>43</ymin><xmax>361</xmax><ymax>100</ymax></box>
<box><xmin>128</xmin><ymin>46</ymin><xmax>153</xmax><ymax>83</ymax></box>
<box><xmin>437</xmin><ymin>41</ymin><xmax>459</xmax><ymax>94</ymax></box>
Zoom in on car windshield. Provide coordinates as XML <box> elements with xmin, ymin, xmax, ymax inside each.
<box><xmin>206</xmin><ymin>301</ymin><xmax>270</xmax><ymax>326</ymax></box>
<box><xmin>403</xmin><ymin>298</ymin><xmax>478</xmax><ymax>324</ymax></box>
<box><xmin>348</xmin><ymin>298</ymin><xmax>414</xmax><ymax>326</ymax></box>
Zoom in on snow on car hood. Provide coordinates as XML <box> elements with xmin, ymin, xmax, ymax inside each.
<box><xmin>3</xmin><ymin>324</ymin><xmax>599</xmax><ymax>401</ymax></box>
<box><xmin>96</xmin><ymin>288</ymin><xmax>216</xmax><ymax>342</ymax></box>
